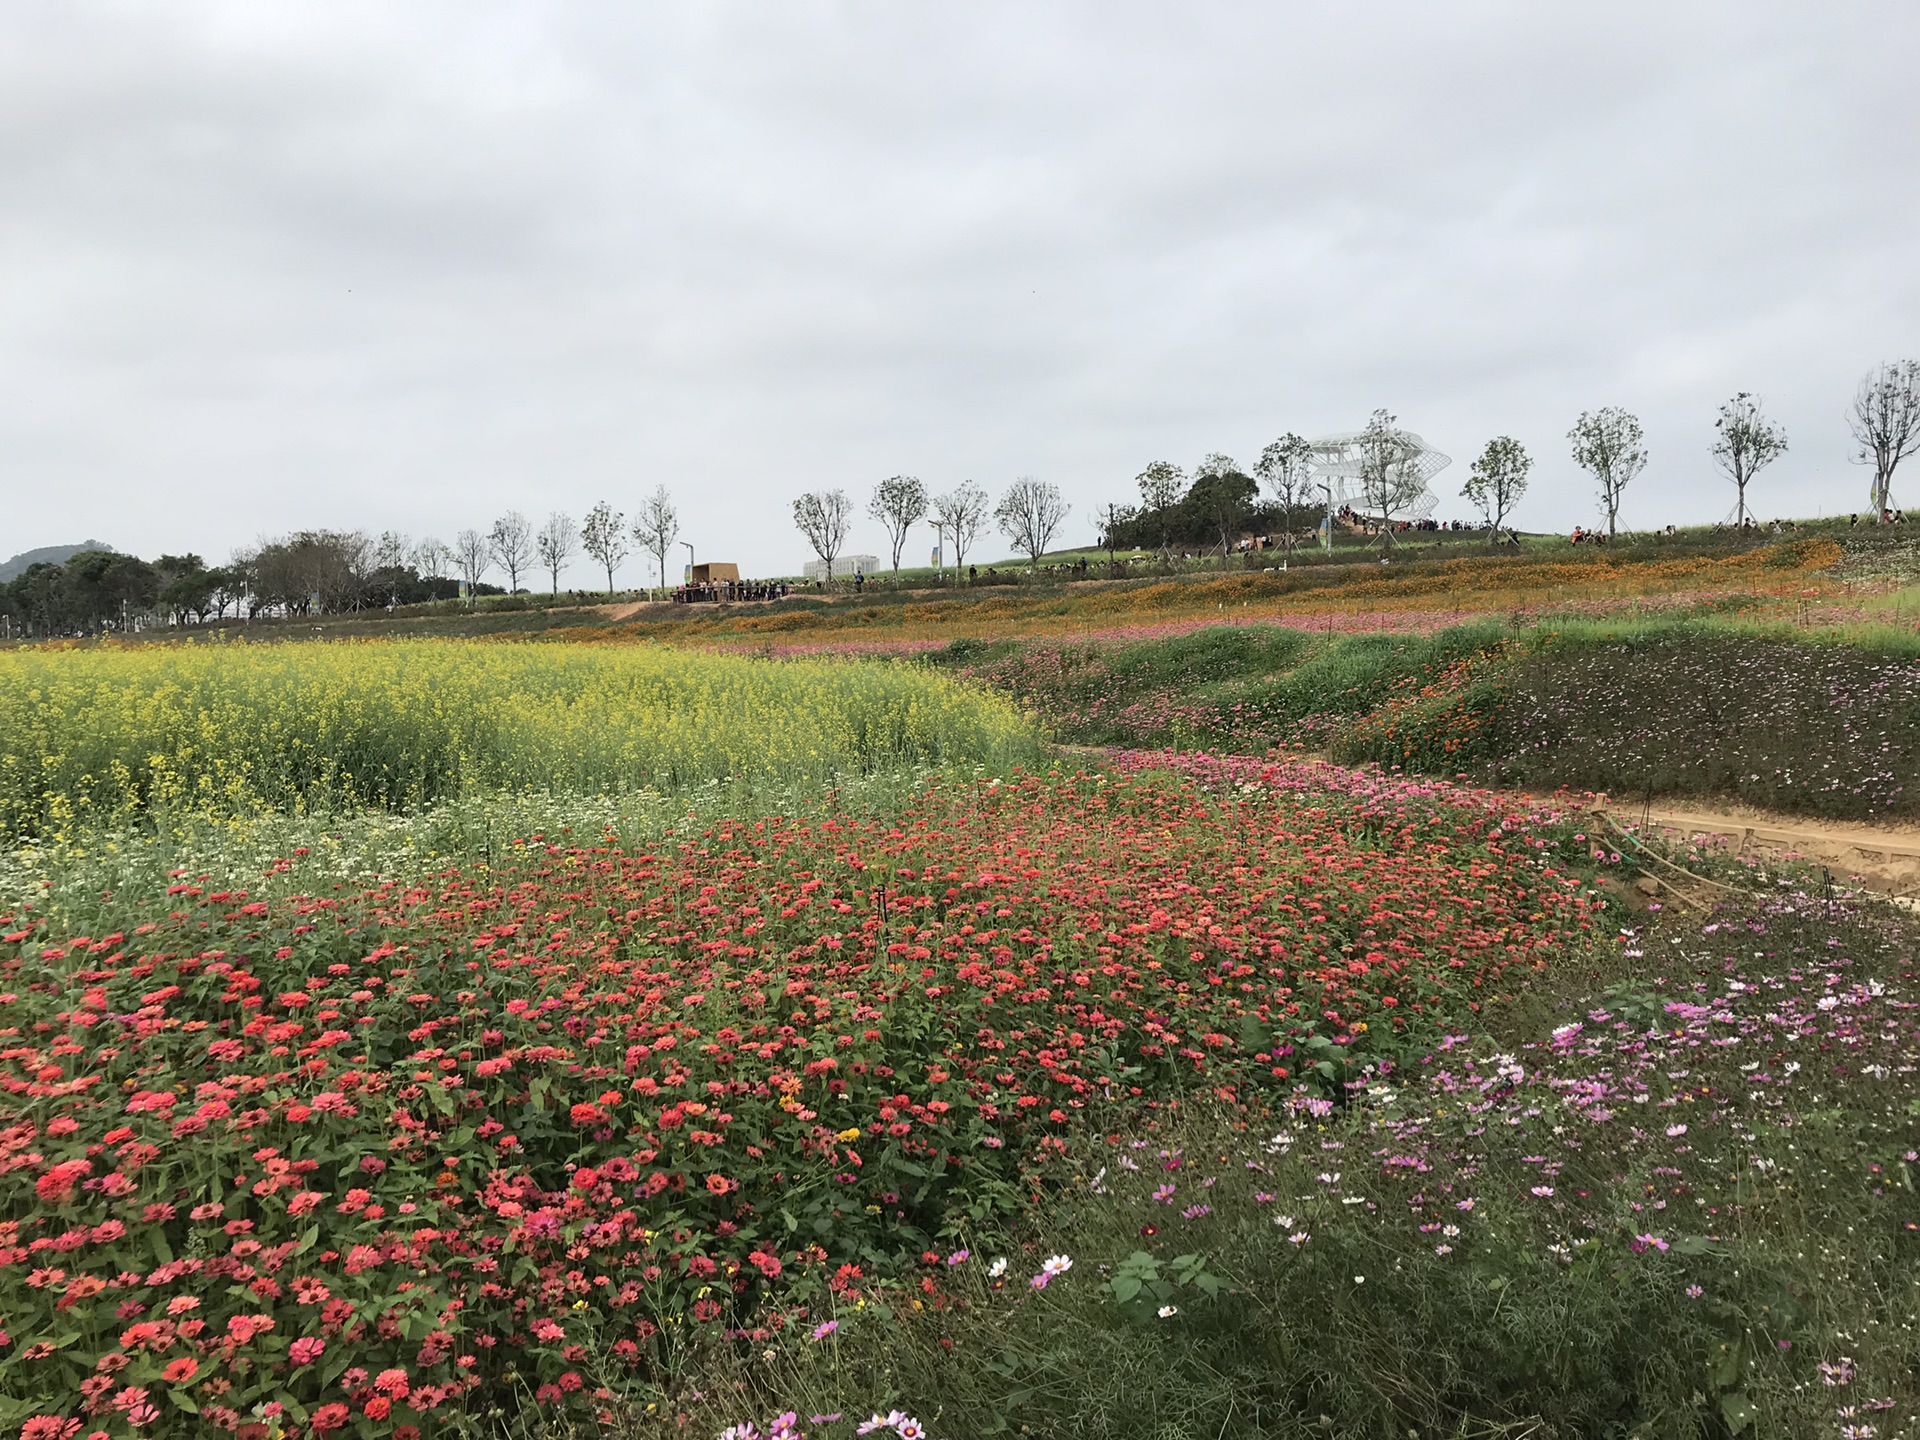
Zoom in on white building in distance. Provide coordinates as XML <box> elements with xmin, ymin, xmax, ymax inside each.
<box><xmin>801</xmin><ymin>555</ymin><xmax>879</xmax><ymax>581</ymax></box>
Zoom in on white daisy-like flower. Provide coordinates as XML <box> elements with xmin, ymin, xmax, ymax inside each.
<box><xmin>987</xmin><ymin>1257</ymin><xmax>1008</xmax><ymax>1278</ymax></box>
<box><xmin>1042</xmin><ymin>1254</ymin><xmax>1073</xmax><ymax>1275</ymax></box>
<box><xmin>1157</xmin><ymin>1304</ymin><xmax>1178</xmax><ymax>1318</ymax></box>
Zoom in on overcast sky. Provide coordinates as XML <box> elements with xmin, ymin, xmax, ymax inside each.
<box><xmin>4</xmin><ymin>1</ymin><xmax>1918</xmax><ymax>579</ymax></box>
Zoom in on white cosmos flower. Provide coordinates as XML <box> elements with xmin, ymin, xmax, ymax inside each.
<box><xmin>1042</xmin><ymin>1254</ymin><xmax>1073</xmax><ymax>1275</ymax></box>
<box><xmin>987</xmin><ymin>1258</ymin><xmax>1008</xmax><ymax>1278</ymax></box>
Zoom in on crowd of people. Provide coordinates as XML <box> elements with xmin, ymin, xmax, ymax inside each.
<box><xmin>672</xmin><ymin>579</ymin><xmax>792</xmax><ymax>604</ymax></box>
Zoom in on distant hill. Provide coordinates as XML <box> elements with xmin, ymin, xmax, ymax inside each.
<box><xmin>0</xmin><ymin>540</ymin><xmax>113</xmax><ymax>584</ymax></box>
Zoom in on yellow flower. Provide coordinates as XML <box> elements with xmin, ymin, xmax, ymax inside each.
<box><xmin>837</xmin><ymin>1127</ymin><xmax>863</xmax><ymax>1142</ymax></box>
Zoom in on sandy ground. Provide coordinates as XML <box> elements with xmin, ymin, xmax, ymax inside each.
<box><xmin>1583</xmin><ymin>794</ymin><xmax>1920</xmax><ymax>898</ymax></box>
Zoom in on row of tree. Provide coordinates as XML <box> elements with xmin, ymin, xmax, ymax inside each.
<box><xmin>789</xmin><ymin>359</ymin><xmax>1920</xmax><ymax>576</ymax></box>
<box><xmin>10</xmin><ymin>363</ymin><xmax>1913</xmax><ymax>633</ymax></box>
<box><xmin>791</xmin><ymin>478</ymin><xmax>1073</xmax><ymax>579</ymax></box>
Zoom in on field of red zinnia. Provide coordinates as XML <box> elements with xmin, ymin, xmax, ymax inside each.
<box><xmin>0</xmin><ymin>764</ymin><xmax>1600</xmax><ymax>1435</ymax></box>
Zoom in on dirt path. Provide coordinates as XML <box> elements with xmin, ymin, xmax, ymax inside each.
<box><xmin>1579</xmin><ymin>794</ymin><xmax>1920</xmax><ymax>898</ymax></box>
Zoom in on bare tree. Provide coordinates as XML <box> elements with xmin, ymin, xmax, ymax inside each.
<box><xmin>1355</xmin><ymin>409</ymin><xmax>1426</xmax><ymax>546</ymax></box>
<box><xmin>868</xmin><ymin>475</ymin><xmax>929</xmax><ymax>574</ymax></box>
<box><xmin>536</xmin><ymin>511</ymin><xmax>578</xmax><ymax>596</ymax></box>
<box><xmin>792</xmin><ymin>489</ymin><xmax>853</xmax><ymax>581</ymax></box>
<box><xmin>454</xmin><ymin>528</ymin><xmax>491</xmax><ymax>601</ymax></box>
<box><xmin>1849</xmin><ymin>360</ymin><xmax>1920</xmax><ymax>517</ymax></box>
<box><xmin>412</xmin><ymin>536</ymin><xmax>453</xmax><ymax>582</ymax></box>
<box><xmin>1135</xmin><ymin>460</ymin><xmax>1185</xmax><ymax>564</ymax></box>
<box><xmin>630</xmin><ymin>487</ymin><xmax>679</xmax><ymax>593</ymax></box>
<box><xmin>1710</xmin><ymin>393</ymin><xmax>1787</xmax><ymax>528</ymax></box>
<box><xmin>995</xmin><ymin>476</ymin><xmax>1070</xmax><ymax>571</ymax></box>
<box><xmin>580</xmin><ymin>501</ymin><xmax>629</xmax><ymax>596</ymax></box>
<box><xmin>1255</xmin><ymin>433</ymin><xmax>1315</xmax><ymax>568</ymax></box>
<box><xmin>487</xmin><ymin>511</ymin><xmax>534</xmax><ymax>593</ymax></box>
<box><xmin>1462</xmin><ymin>436</ymin><xmax>1532</xmax><ymax>540</ymax></box>
<box><xmin>931</xmin><ymin>483</ymin><xmax>989</xmax><ymax>573</ymax></box>
<box><xmin>1568</xmin><ymin>406</ymin><xmax>1647</xmax><ymax>539</ymax></box>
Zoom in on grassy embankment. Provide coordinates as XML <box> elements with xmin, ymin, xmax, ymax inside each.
<box><xmin>930</xmin><ymin>607</ymin><xmax>1920</xmax><ymax>822</ymax></box>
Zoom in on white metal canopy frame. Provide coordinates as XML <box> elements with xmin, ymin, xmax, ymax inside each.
<box><xmin>1308</xmin><ymin>429</ymin><xmax>1451</xmax><ymax>521</ymax></box>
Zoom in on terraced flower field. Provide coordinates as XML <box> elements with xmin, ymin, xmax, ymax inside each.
<box><xmin>0</xmin><ymin>765</ymin><xmax>1601</xmax><ymax>1434</ymax></box>
<box><xmin>3</xmin><ymin>618</ymin><xmax>1916</xmax><ymax>1439</ymax></box>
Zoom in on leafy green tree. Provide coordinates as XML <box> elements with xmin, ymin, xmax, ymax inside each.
<box><xmin>1569</xmin><ymin>407</ymin><xmax>1647</xmax><ymax>539</ymax></box>
<box><xmin>1462</xmin><ymin>436</ymin><xmax>1532</xmax><ymax>539</ymax></box>
<box><xmin>581</xmin><ymin>502</ymin><xmax>629</xmax><ymax>595</ymax></box>
<box><xmin>868</xmin><ymin>475</ymin><xmax>929</xmax><ymax>575</ymax></box>
<box><xmin>792</xmin><ymin>490</ymin><xmax>852</xmax><ymax>581</ymax></box>
<box><xmin>1136</xmin><ymin>461</ymin><xmax>1185</xmax><ymax>564</ymax></box>
<box><xmin>1355</xmin><ymin>409</ymin><xmax>1426</xmax><ymax>547</ymax></box>
<box><xmin>1188</xmin><ymin>453</ymin><xmax>1257</xmax><ymax>562</ymax></box>
<box><xmin>1712</xmin><ymin>393</ymin><xmax>1787</xmax><ymax>527</ymax></box>
<box><xmin>1255</xmin><ymin>433</ymin><xmax>1316</xmax><ymax>567</ymax></box>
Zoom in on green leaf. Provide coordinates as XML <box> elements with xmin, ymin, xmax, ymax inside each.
<box><xmin>1720</xmin><ymin>1392</ymin><xmax>1757</xmax><ymax>1432</ymax></box>
<box><xmin>167</xmin><ymin>1389</ymin><xmax>201</xmax><ymax>1414</ymax></box>
<box><xmin>150</xmin><ymin>1230</ymin><xmax>174</xmax><ymax>1265</ymax></box>
<box><xmin>294</xmin><ymin>1224</ymin><xmax>320</xmax><ymax>1254</ymax></box>
<box><xmin>1111</xmin><ymin>1276</ymin><xmax>1142</xmax><ymax>1303</ymax></box>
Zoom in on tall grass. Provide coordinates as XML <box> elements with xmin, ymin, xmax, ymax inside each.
<box><xmin>698</xmin><ymin>887</ymin><xmax>1920</xmax><ymax>1438</ymax></box>
<box><xmin>0</xmin><ymin>638</ymin><xmax>1038</xmax><ymax>838</ymax></box>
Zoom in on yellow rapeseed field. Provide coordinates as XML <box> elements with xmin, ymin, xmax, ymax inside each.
<box><xmin>0</xmin><ymin>638</ymin><xmax>1037</xmax><ymax>837</ymax></box>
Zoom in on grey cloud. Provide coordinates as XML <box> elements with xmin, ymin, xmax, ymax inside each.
<box><xmin>2</xmin><ymin>1</ymin><xmax>1917</xmax><ymax>575</ymax></box>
